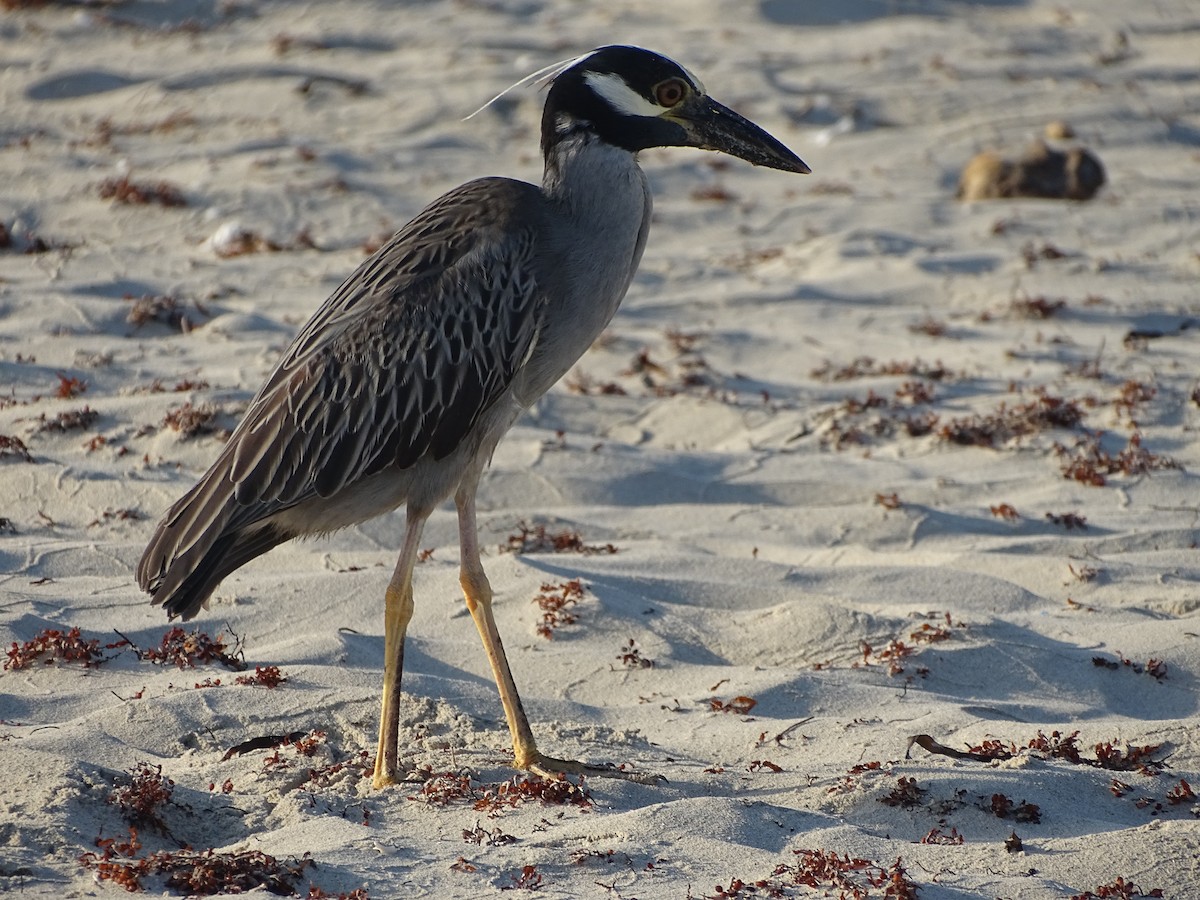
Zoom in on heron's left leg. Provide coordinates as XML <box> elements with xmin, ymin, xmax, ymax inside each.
<box><xmin>454</xmin><ymin>479</ymin><xmax>661</xmax><ymax>784</ymax></box>
<box><xmin>372</xmin><ymin>508</ymin><xmax>427</xmax><ymax>789</ymax></box>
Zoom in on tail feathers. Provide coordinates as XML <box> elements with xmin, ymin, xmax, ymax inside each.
<box><xmin>139</xmin><ymin>452</ymin><xmax>291</xmax><ymax>620</ymax></box>
<box><xmin>144</xmin><ymin>524</ymin><xmax>288</xmax><ymax>620</ymax></box>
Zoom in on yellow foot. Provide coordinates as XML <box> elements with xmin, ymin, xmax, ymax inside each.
<box><xmin>520</xmin><ymin>751</ymin><xmax>666</xmax><ymax>786</ymax></box>
<box><xmin>373</xmin><ymin>763</ymin><xmax>431</xmax><ymax>790</ymax></box>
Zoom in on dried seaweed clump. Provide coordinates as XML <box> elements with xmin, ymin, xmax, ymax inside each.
<box><xmin>1069</xmin><ymin>876</ymin><xmax>1164</xmax><ymax>900</ymax></box>
<box><xmin>937</xmin><ymin>390</ymin><xmax>1086</xmax><ymax>448</ymax></box>
<box><xmin>1055</xmin><ymin>433</ymin><xmax>1178</xmax><ymax>487</ymax></box>
<box><xmin>533</xmin><ymin>579</ymin><xmax>585</xmax><ymax>639</ymax></box>
<box><xmin>413</xmin><ymin>770</ymin><xmax>593</xmax><ymax>813</ymax></box>
<box><xmin>161</xmin><ymin>402</ymin><xmax>219</xmax><ymax>439</ymax></box>
<box><xmin>139</xmin><ymin>626</ymin><xmax>246</xmax><ymax>671</ymax></box>
<box><xmin>126</xmin><ymin>294</ymin><xmax>207</xmax><ymax>333</ymax></box>
<box><xmin>501</xmin><ymin>520</ymin><xmax>618</xmax><ymax>555</ymax></box>
<box><xmin>108</xmin><ymin>763</ymin><xmax>176</xmax><ymax>833</ymax></box>
<box><xmin>0</xmin><ymin>434</ymin><xmax>34</xmax><ymax>462</ymax></box>
<box><xmin>35</xmin><ymin>407</ymin><xmax>99</xmax><ymax>433</ymax></box>
<box><xmin>79</xmin><ymin>830</ymin><xmax>316</xmax><ymax>896</ymax></box>
<box><xmin>810</xmin><ymin>356</ymin><xmax>954</xmax><ymax>383</ymax></box>
<box><xmin>5</xmin><ymin>626</ymin><xmax>109</xmax><ymax>670</ymax></box>
<box><xmin>710</xmin><ymin>849</ymin><xmax>918</xmax><ymax>900</ymax></box>
<box><xmin>99</xmin><ymin>175</ymin><xmax>187</xmax><ymax>207</ymax></box>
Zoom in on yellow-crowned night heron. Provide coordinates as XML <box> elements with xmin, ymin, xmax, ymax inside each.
<box><xmin>138</xmin><ymin>45</ymin><xmax>809</xmax><ymax>789</ymax></box>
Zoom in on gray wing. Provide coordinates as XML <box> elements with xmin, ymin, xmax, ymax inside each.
<box><xmin>227</xmin><ymin>182</ymin><xmax>545</xmax><ymax>506</ymax></box>
<box><xmin>138</xmin><ymin>177</ymin><xmax>546</xmax><ymax>592</ymax></box>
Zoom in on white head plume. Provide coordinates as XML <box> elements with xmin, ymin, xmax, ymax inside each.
<box><xmin>462</xmin><ymin>50</ymin><xmax>593</xmax><ymax>121</ymax></box>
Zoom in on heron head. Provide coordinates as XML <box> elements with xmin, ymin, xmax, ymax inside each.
<box><xmin>543</xmin><ymin>45</ymin><xmax>810</xmax><ymax>175</ymax></box>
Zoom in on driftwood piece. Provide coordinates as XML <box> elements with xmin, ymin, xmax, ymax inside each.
<box><xmin>906</xmin><ymin>733</ymin><xmax>1014</xmax><ymax>762</ymax></box>
<box><xmin>957</xmin><ymin>139</ymin><xmax>1105</xmax><ymax>201</ymax></box>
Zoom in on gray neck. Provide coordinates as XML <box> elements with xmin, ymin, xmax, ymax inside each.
<box><xmin>542</xmin><ymin>131</ymin><xmax>646</xmax><ymax>209</ymax></box>
<box><xmin>539</xmin><ymin>131</ymin><xmax>652</xmax><ymax>304</ymax></box>
<box><xmin>516</xmin><ymin>132</ymin><xmax>652</xmax><ymax>400</ymax></box>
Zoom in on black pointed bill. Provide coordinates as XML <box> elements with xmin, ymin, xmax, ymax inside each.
<box><xmin>672</xmin><ymin>96</ymin><xmax>810</xmax><ymax>174</ymax></box>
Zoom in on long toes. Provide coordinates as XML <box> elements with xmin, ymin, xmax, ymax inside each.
<box><xmin>527</xmin><ymin>753</ymin><xmax>666</xmax><ymax>786</ymax></box>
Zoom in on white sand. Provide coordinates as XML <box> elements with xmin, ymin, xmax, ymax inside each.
<box><xmin>3</xmin><ymin>1</ymin><xmax>1199</xmax><ymax>897</ymax></box>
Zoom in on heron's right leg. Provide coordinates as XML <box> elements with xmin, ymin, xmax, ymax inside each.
<box><xmin>372</xmin><ymin>511</ymin><xmax>426</xmax><ymax>789</ymax></box>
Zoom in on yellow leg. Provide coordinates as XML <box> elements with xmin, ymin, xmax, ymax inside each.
<box><xmin>372</xmin><ymin>512</ymin><xmax>425</xmax><ymax>789</ymax></box>
<box><xmin>454</xmin><ymin>483</ymin><xmax>663</xmax><ymax>785</ymax></box>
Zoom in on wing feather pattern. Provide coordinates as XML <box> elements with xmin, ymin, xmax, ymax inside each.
<box><xmin>138</xmin><ymin>177</ymin><xmax>548</xmax><ymax>615</ymax></box>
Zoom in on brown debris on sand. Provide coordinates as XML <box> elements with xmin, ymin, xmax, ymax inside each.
<box><xmin>957</xmin><ymin>139</ymin><xmax>1105</xmax><ymax>201</ymax></box>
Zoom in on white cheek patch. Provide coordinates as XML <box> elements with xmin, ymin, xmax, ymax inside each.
<box><xmin>584</xmin><ymin>71</ymin><xmax>666</xmax><ymax>118</ymax></box>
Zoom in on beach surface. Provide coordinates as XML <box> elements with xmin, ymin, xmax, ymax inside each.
<box><xmin>2</xmin><ymin>1</ymin><xmax>1199</xmax><ymax>897</ymax></box>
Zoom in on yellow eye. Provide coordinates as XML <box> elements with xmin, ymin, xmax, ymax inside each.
<box><xmin>654</xmin><ymin>78</ymin><xmax>687</xmax><ymax>107</ymax></box>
